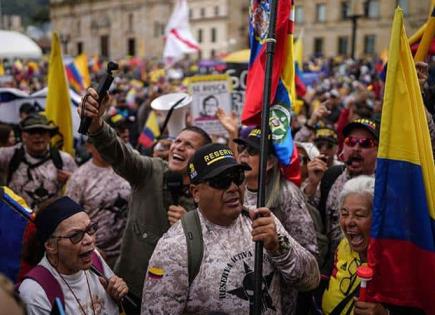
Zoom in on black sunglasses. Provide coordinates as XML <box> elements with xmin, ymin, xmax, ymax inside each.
<box><xmin>206</xmin><ymin>169</ymin><xmax>246</xmax><ymax>190</ymax></box>
<box><xmin>314</xmin><ymin>141</ymin><xmax>335</xmax><ymax>150</ymax></box>
<box><xmin>51</xmin><ymin>222</ymin><xmax>98</xmax><ymax>244</ymax></box>
<box><xmin>237</xmin><ymin>144</ymin><xmax>259</xmax><ymax>156</ymax></box>
<box><xmin>25</xmin><ymin>128</ymin><xmax>51</xmax><ymax>135</ymax></box>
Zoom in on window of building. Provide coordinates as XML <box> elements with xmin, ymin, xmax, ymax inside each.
<box><xmin>341</xmin><ymin>1</ymin><xmax>350</xmax><ymax>20</ymax></box>
<box><xmin>128</xmin><ymin>38</ymin><xmax>136</xmax><ymax>56</ymax></box>
<box><xmin>337</xmin><ymin>36</ymin><xmax>348</xmax><ymax>55</ymax></box>
<box><xmin>189</xmin><ymin>8</ymin><xmax>193</xmax><ymax>19</ymax></box>
<box><xmin>77</xmin><ymin>42</ymin><xmax>83</xmax><ymax>55</ymax></box>
<box><xmin>154</xmin><ymin>22</ymin><xmax>165</xmax><ymax>38</ymax></box>
<box><xmin>211</xmin><ymin>49</ymin><xmax>216</xmax><ymax>58</ymax></box>
<box><xmin>396</xmin><ymin>0</ymin><xmax>408</xmax><ymax>15</ymax></box>
<box><xmin>295</xmin><ymin>5</ymin><xmax>304</xmax><ymax>23</ymax></box>
<box><xmin>128</xmin><ymin>13</ymin><xmax>134</xmax><ymax>32</ymax></box>
<box><xmin>314</xmin><ymin>37</ymin><xmax>324</xmax><ymax>56</ymax></box>
<box><xmin>364</xmin><ymin>34</ymin><xmax>376</xmax><ymax>54</ymax></box>
<box><xmin>364</xmin><ymin>0</ymin><xmax>379</xmax><ymax>18</ymax></box>
<box><xmin>198</xmin><ymin>28</ymin><xmax>203</xmax><ymax>43</ymax></box>
<box><xmin>211</xmin><ymin>27</ymin><xmax>217</xmax><ymax>43</ymax></box>
<box><xmin>100</xmin><ymin>35</ymin><xmax>109</xmax><ymax>58</ymax></box>
<box><xmin>315</xmin><ymin>3</ymin><xmax>326</xmax><ymax>22</ymax></box>
<box><xmin>77</xmin><ymin>20</ymin><xmax>81</xmax><ymax>35</ymax></box>
<box><xmin>214</xmin><ymin>6</ymin><xmax>219</xmax><ymax>16</ymax></box>
<box><xmin>200</xmin><ymin>8</ymin><xmax>205</xmax><ymax>18</ymax></box>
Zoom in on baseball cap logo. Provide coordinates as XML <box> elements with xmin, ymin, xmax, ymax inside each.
<box><xmin>203</xmin><ymin>149</ymin><xmax>234</xmax><ymax>165</ymax></box>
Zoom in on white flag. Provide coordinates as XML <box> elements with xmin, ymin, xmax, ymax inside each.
<box><xmin>163</xmin><ymin>0</ymin><xmax>200</xmax><ymax>63</ymax></box>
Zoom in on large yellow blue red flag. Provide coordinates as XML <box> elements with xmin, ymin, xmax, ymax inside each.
<box><xmin>45</xmin><ymin>32</ymin><xmax>74</xmax><ymax>155</ymax></box>
<box><xmin>0</xmin><ymin>187</ymin><xmax>33</xmax><ymax>282</ymax></box>
<box><xmin>368</xmin><ymin>8</ymin><xmax>435</xmax><ymax>313</ymax></box>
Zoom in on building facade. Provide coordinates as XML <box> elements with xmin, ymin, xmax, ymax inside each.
<box><xmin>294</xmin><ymin>0</ymin><xmax>431</xmax><ymax>59</ymax></box>
<box><xmin>49</xmin><ymin>0</ymin><xmax>248</xmax><ymax>60</ymax></box>
<box><xmin>50</xmin><ymin>0</ymin><xmax>431</xmax><ymax>60</ymax></box>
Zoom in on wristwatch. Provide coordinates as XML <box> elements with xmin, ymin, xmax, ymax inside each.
<box><xmin>270</xmin><ymin>233</ymin><xmax>291</xmax><ymax>257</ymax></box>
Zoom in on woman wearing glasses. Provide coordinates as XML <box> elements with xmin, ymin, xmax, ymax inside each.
<box><xmin>18</xmin><ymin>197</ymin><xmax>128</xmax><ymax>315</ymax></box>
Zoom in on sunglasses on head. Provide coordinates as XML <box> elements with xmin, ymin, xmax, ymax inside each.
<box><xmin>51</xmin><ymin>222</ymin><xmax>98</xmax><ymax>244</ymax></box>
<box><xmin>206</xmin><ymin>169</ymin><xmax>246</xmax><ymax>190</ymax></box>
<box><xmin>237</xmin><ymin>144</ymin><xmax>259</xmax><ymax>156</ymax></box>
<box><xmin>344</xmin><ymin>136</ymin><xmax>377</xmax><ymax>149</ymax></box>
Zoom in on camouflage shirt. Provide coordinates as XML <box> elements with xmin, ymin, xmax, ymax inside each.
<box><xmin>0</xmin><ymin>144</ymin><xmax>77</xmax><ymax>210</ymax></box>
<box><xmin>141</xmin><ymin>209</ymin><xmax>319</xmax><ymax>315</ymax></box>
<box><xmin>65</xmin><ymin>160</ymin><xmax>131</xmax><ymax>263</ymax></box>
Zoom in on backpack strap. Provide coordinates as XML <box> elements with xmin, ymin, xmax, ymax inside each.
<box><xmin>91</xmin><ymin>251</ymin><xmax>105</xmax><ymax>275</ymax></box>
<box><xmin>23</xmin><ymin>265</ymin><xmax>64</xmax><ymax>307</ymax></box>
<box><xmin>319</xmin><ymin>165</ymin><xmax>345</xmax><ymax>225</ymax></box>
<box><xmin>181</xmin><ymin>210</ymin><xmax>203</xmax><ymax>286</ymax></box>
<box><xmin>49</xmin><ymin>147</ymin><xmax>63</xmax><ymax>170</ymax></box>
<box><xmin>7</xmin><ymin>146</ymin><xmax>25</xmax><ymax>185</ymax></box>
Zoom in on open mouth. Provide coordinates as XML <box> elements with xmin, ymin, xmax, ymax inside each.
<box><xmin>347</xmin><ymin>233</ymin><xmax>365</xmax><ymax>248</ymax></box>
<box><xmin>172</xmin><ymin>153</ymin><xmax>185</xmax><ymax>162</ymax></box>
<box><xmin>79</xmin><ymin>249</ymin><xmax>94</xmax><ymax>260</ymax></box>
<box><xmin>348</xmin><ymin>156</ymin><xmax>363</xmax><ymax>167</ymax></box>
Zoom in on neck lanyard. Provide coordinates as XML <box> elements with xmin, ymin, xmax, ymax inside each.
<box><xmin>57</xmin><ymin>270</ymin><xmax>96</xmax><ymax>315</ymax></box>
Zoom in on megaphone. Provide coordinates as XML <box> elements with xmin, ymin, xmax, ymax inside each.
<box><xmin>151</xmin><ymin>93</ymin><xmax>191</xmax><ymax>137</ymax></box>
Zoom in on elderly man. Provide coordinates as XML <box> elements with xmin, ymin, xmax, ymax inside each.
<box><xmin>141</xmin><ymin>143</ymin><xmax>319</xmax><ymax>314</ymax></box>
<box><xmin>0</xmin><ymin>114</ymin><xmax>77</xmax><ymax>210</ymax></box>
<box><xmin>18</xmin><ymin>197</ymin><xmax>128</xmax><ymax>315</ymax></box>
<box><xmin>79</xmin><ymin>88</ymin><xmax>212</xmax><ymax>302</ymax></box>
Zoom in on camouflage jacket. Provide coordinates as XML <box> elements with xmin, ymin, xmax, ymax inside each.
<box><xmin>141</xmin><ymin>209</ymin><xmax>319</xmax><ymax>315</ymax></box>
<box><xmin>65</xmin><ymin>160</ymin><xmax>131</xmax><ymax>263</ymax></box>
<box><xmin>0</xmin><ymin>144</ymin><xmax>77</xmax><ymax>210</ymax></box>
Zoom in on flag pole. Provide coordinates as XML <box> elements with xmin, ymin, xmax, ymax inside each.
<box><xmin>253</xmin><ymin>0</ymin><xmax>279</xmax><ymax>314</ymax></box>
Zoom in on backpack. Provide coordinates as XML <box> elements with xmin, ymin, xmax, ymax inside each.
<box><xmin>20</xmin><ymin>251</ymin><xmax>104</xmax><ymax>308</ymax></box>
<box><xmin>7</xmin><ymin>146</ymin><xmax>63</xmax><ymax>185</ymax></box>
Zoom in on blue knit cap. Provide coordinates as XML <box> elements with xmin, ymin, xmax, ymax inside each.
<box><xmin>35</xmin><ymin>197</ymin><xmax>85</xmax><ymax>243</ymax></box>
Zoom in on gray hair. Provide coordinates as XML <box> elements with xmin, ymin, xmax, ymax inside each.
<box><xmin>338</xmin><ymin>175</ymin><xmax>375</xmax><ymax>209</ymax></box>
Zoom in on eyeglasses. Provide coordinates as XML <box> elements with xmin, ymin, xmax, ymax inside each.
<box><xmin>344</xmin><ymin>136</ymin><xmax>377</xmax><ymax>149</ymax></box>
<box><xmin>51</xmin><ymin>222</ymin><xmax>98</xmax><ymax>244</ymax></box>
<box><xmin>237</xmin><ymin>144</ymin><xmax>259</xmax><ymax>156</ymax></box>
<box><xmin>207</xmin><ymin>169</ymin><xmax>246</xmax><ymax>190</ymax></box>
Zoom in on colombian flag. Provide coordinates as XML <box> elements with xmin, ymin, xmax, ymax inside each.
<box><xmin>138</xmin><ymin>111</ymin><xmax>161</xmax><ymax>148</ymax></box>
<box><xmin>65</xmin><ymin>62</ymin><xmax>85</xmax><ymax>94</ymax></box>
<box><xmin>368</xmin><ymin>8</ymin><xmax>435</xmax><ymax>313</ymax></box>
<box><xmin>0</xmin><ymin>187</ymin><xmax>33</xmax><ymax>282</ymax></box>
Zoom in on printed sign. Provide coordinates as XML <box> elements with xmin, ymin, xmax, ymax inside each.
<box><xmin>189</xmin><ymin>74</ymin><xmax>232</xmax><ymax>136</ymax></box>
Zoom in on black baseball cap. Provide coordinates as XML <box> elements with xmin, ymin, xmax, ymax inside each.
<box><xmin>314</xmin><ymin>127</ymin><xmax>338</xmax><ymax>144</ymax></box>
<box><xmin>233</xmin><ymin>128</ymin><xmax>272</xmax><ymax>152</ymax></box>
<box><xmin>188</xmin><ymin>143</ymin><xmax>251</xmax><ymax>184</ymax></box>
<box><xmin>342</xmin><ymin>118</ymin><xmax>379</xmax><ymax>140</ymax></box>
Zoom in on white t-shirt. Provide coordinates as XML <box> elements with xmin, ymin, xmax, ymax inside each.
<box><xmin>19</xmin><ymin>253</ymin><xmax>118</xmax><ymax>315</ymax></box>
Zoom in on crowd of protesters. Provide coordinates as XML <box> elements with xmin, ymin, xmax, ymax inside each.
<box><xmin>0</xmin><ymin>53</ymin><xmax>434</xmax><ymax>315</ymax></box>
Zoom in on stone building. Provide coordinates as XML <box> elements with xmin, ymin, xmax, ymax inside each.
<box><xmin>49</xmin><ymin>0</ymin><xmax>248</xmax><ymax>59</ymax></box>
<box><xmin>49</xmin><ymin>0</ymin><xmax>431</xmax><ymax>60</ymax></box>
<box><xmin>294</xmin><ymin>0</ymin><xmax>431</xmax><ymax>59</ymax></box>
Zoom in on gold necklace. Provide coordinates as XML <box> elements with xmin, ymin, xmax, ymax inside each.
<box><xmin>57</xmin><ymin>270</ymin><xmax>96</xmax><ymax>315</ymax></box>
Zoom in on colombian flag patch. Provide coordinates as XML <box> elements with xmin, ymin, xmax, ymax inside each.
<box><xmin>148</xmin><ymin>267</ymin><xmax>165</xmax><ymax>279</ymax></box>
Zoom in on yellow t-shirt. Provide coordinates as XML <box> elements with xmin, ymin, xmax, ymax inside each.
<box><xmin>322</xmin><ymin>238</ymin><xmax>362</xmax><ymax>314</ymax></box>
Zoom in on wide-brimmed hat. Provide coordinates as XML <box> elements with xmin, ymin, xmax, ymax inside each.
<box><xmin>19</xmin><ymin>114</ymin><xmax>58</xmax><ymax>135</ymax></box>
